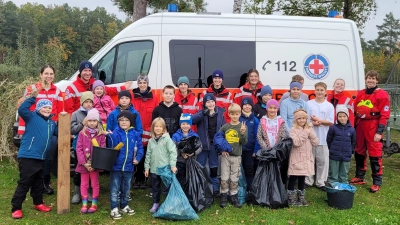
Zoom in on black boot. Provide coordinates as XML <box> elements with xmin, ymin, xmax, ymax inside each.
<box><xmin>43</xmin><ymin>176</ymin><xmax>54</xmax><ymax>195</ymax></box>
<box><xmin>220</xmin><ymin>193</ymin><xmax>228</xmax><ymax>208</ymax></box>
<box><xmin>230</xmin><ymin>194</ymin><xmax>242</xmax><ymax>208</ymax></box>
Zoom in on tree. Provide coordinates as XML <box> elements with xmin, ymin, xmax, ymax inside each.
<box><xmin>376</xmin><ymin>12</ymin><xmax>400</xmax><ymax>56</ymax></box>
<box><xmin>233</xmin><ymin>0</ymin><xmax>243</xmax><ymax>13</ymax></box>
<box><xmin>86</xmin><ymin>24</ymin><xmax>105</xmax><ymax>54</ymax></box>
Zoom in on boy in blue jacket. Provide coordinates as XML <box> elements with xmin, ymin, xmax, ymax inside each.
<box><xmin>326</xmin><ymin>105</ymin><xmax>356</xmax><ymax>184</ymax></box>
<box><xmin>239</xmin><ymin>97</ymin><xmax>260</xmax><ymax>189</ymax></box>
<box><xmin>107</xmin><ymin>111</ymin><xmax>144</xmax><ymax>220</ymax></box>
<box><xmin>11</xmin><ymin>94</ymin><xmax>57</xmax><ymax>219</ymax></box>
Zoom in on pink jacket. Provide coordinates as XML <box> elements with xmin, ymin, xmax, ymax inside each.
<box><xmin>288</xmin><ymin>126</ymin><xmax>318</xmax><ymax>176</ymax></box>
<box><xmin>93</xmin><ymin>94</ymin><xmax>115</xmax><ymax>124</ymax></box>
<box><xmin>75</xmin><ymin>129</ymin><xmax>106</xmax><ymax>173</ymax></box>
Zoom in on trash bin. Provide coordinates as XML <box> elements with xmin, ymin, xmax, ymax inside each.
<box><xmin>91</xmin><ymin>146</ymin><xmax>119</xmax><ymax>171</ymax></box>
<box><xmin>326</xmin><ymin>182</ymin><xmax>357</xmax><ymax>210</ymax></box>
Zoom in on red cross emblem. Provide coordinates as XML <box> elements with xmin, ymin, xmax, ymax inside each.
<box><xmin>309</xmin><ymin>59</ymin><xmax>324</xmax><ymax>74</ymax></box>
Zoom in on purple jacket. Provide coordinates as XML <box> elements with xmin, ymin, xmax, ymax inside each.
<box><xmin>75</xmin><ymin>129</ymin><xmax>106</xmax><ymax>173</ymax></box>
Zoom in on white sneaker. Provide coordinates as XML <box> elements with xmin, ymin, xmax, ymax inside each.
<box><xmin>110</xmin><ymin>207</ymin><xmax>122</xmax><ymax>220</ymax></box>
<box><xmin>119</xmin><ymin>205</ymin><xmax>135</xmax><ymax>216</ymax></box>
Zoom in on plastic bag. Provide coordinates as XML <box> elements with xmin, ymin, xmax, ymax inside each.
<box><xmin>238</xmin><ymin>165</ymin><xmax>247</xmax><ymax>205</ymax></box>
<box><xmin>256</xmin><ymin>138</ymin><xmax>293</xmax><ymax>162</ymax></box>
<box><xmin>184</xmin><ymin>158</ymin><xmax>214</xmax><ymax>212</ymax></box>
<box><xmin>248</xmin><ymin>161</ymin><xmax>288</xmax><ymax>209</ymax></box>
<box><xmin>153</xmin><ymin>165</ymin><xmax>199</xmax><ymax>220</ymax></box>
<box><xmin>325</xmin><ymin>182</ymin><xmax>357</xmax><ymax>193</ymax></box>
<box><xmin>177</xmin><ymin>136</ymin><xmax>201</xmax><ymax>155</ymax></box>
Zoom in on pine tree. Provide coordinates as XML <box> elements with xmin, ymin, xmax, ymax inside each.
<box><xmin>376</xmin><ymin>12</ymin><xmax>400</xmax><ymax>56</ymax></box>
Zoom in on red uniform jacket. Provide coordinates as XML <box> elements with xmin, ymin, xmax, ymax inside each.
<box><xmin>354</xmin><ymin>88</ymin><xmax>390</xmax><ymax>128</ymax></box>
<box><xmin>326</xmin><ymin>90</ymin><xmax>355</xmax><ymax>126</ymax></box>
<box><xmin>175</xmin><ymin>90</ymin><xmax>199</xmax><ymax>132</ymax></box>
<box><xmin>233</xmin><ymin>82</ymin><xmax>263</xmax><ymax>106</ymax></box>
<box><xmin>197</xmin><ymin>84</ymin><xmax>233</xmax><ymax>122</ymax></box>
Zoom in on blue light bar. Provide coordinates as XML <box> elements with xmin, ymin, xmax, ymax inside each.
<box><xmin>168</xmin><ymin>4</ymin><xmax>178</xmax><ymax>12</ymax></box>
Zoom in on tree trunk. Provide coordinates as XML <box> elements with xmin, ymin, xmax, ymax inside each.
<box><xmin>233</xmin><ymin>0</ymin><xmax>243</xmax><ymax>14</ymax></box>
<box><xmin>133</xmin><ymin>0</ymin><xmax>148</xmax><ymax>22</ymax></box>
<box><xmin>342</xmin><ymin>0</ymin><xmax>351</xmax><ymax>19</ymax></box>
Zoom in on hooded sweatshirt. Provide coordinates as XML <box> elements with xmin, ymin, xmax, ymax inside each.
<box><xmin>280</xmin><ymin>97</ymin><xmax>309</xmax><ymax>131</ymax></box>
<box><xmin>152</xmin><ymin>102</ymin><xmax>183</xmax><ymax>137</ymax></box>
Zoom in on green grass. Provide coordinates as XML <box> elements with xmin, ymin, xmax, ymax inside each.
<box><xmin>1</xmin><ymin>133</ymin><xmax>400</xmax><ymax>225</ymax></box>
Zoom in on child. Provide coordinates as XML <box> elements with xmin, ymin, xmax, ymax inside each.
<box><xmin>288</xmin><ymin>109</ymin><xmax>318</xmax><ymax>207</ymax></box>
<box><xmin>92</xmin><ymin>80</ymin><xmax>115</xmax><ymax>126</ymax></box>
<box><xmin>305</xmin><ymin>82</ymin><xmax>334</xmax><ymax>190</ymax></box>
<box><xmin>326</xmin><ymin>105</ymin><xmax>356</xmax><ymax>184</ymax></box>
<box><xmin>239</xmin><ymin>97</ymin><xmax>260</xmax><ymax>189</ymax></box>
<box><xmin>11</xmin><ymin>96</ymin><xmax>56</xmax><ymax>219</ymax></box>
<box><xmin>192</xmin><ymin>93</ymin><xmax>226</xmax><ymax>196</ymax></box>
<box><xmin>152</xmin><ymin>85</ymin><xmax>183</xmax><ymax>137</ymax></box>
<box><xmin>107</xmin><ymin>90</ymin><xmax>143</xmax><ymax>135</ymax></box>
<box><xmin>214</xmin><ymin>103</ymin><xmax>247</xmax><ymax>208</ymax></box>
<box><xmin>107</xmin><ymin>111</ymin><xmax>144</xmax><ymax>220</ymax></box>
<box><xmin>144</xmin><ymin>117</ymin><xmax>178</xmax><ymax>213</ymax></box>
<box><xmin>70</xmin><ymin>91</ymin><xmax>95</xmax><ymax>204</ymax></box>
<box><xmin>253</xmin><ymin>85</ymin><xmax>273</xmax><ymax>120</ymax></box>
<box><xmin>279</xmin><ymin>74</ymin><xmax>309</xmax><ymax>103</ymax></box>
<box><xmin>75</xmin><ymin>109</ymin><xmax>106</xmax><ymax>214</ymax></box>
<box><xmin>172</xmin><ymin>114</ymin><xmax>202</xmax><ymax>186</ymax></box>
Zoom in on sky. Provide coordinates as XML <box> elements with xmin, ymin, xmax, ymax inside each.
<box><xmin>8</xmin><ymin>0</ymin><xmax>400</xmax><ymax>41</ymax></box>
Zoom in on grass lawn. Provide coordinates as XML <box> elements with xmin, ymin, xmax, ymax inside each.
<box><xmin>1</xmin><ymin>133</ymin><xmax>400</xmax><ymax>225</ymax></box>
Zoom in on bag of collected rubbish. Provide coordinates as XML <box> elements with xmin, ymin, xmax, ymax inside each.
<box><xmin>177</xmin><ymin>136</ymin><xmax>202</xmax><ymax>155</ymax></box>
<box><xmin>238</xmin><ymin>165</ymin><xmax>247</xmax><ymax>205</ymax></box>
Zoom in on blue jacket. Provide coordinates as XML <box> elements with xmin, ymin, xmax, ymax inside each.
<box><xmin>192</xmin><ymin>107</ymin><xmax>226</xmax><ymax>150</ymax></box>
<box><xmin>107</xmin><ymin>126</ymin><xmax>144</xmax><ymax>172</ymax></box>
<box><xmin>214</xmin><ymin>131</ymin><xmax>232</xmax><ymax>153</ymax></box>
<box><xmin>171</xmin><ymin>129</ymin><xmax>200</xmax><ymax>142</ymax></box>
<box><xmin>239</xmin><ymin>113</ymin><xmax>260</xmax><ymax>152</ymax></box>
<box><xmin>107</xmin><ymin>105</ymin><xmax>143</xmax><ymax>135</ymax></box>
<box><xmin>326</xmin><ymin>121</ymin><xmax>356</xmax><ymax>162</ymax></box>
<box><xmin>17</xmin><ymin>97</ymin><xmax>57</xmax><ymax>160</ymax></box>
<box><xmin>280</xmin><ymin>97</ymin><xmax>309</xmax><ymax>131</ymax></box>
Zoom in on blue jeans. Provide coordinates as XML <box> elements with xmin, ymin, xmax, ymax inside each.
<box><xmin>197</xmin><ymin>145</ymin><xmax>219</xmax><ymax>192</ymax></box>
<box><xmin>110</xmin><ymin>171</ymin><xmax>133</xmax><ymax>209</ymax></box>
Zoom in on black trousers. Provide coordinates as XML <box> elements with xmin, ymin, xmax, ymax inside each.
<box><xmin>11</xmin><ymin>158</ymin><xmax>44</xmax><ymax>212</ymax></box>
<box><xmin>242</xmin><ymin>151</ymin><xmax>255</xmax><ymax>190</ymax></box>
<box><xmin>288</xmin><ymin>176</ymin><xmax>306</xmax><ymax>191</ymax></box>
<box><xmin>43</xmin><ymin>136</ymin><xmax>58</xmax><ymax>180</ymax></box>
<box><xmin>150</xmin><ymin>173</ymin><xmax>162</xmax><ymax>203</ymax></box>
<box><xmin>134</xmin><ymin>147</ymin><xmax>147</xmax><ymax>183</ymax></box>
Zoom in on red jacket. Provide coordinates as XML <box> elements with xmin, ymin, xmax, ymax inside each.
<box><xmin>17</xmin><ymin>81</ymin><xmax>63</xmax><ymax>135</ymax></box>
<box><xmin>65</xmin><ymin>77</ymin><xmax>125</xmax><ymax>114</ymax></box>
<box><xmin>198</xmin><ymin>84</ymin><xmax>233</xmax><ymax>122</ymax></box>
<box><xmin>175</xmin><ymin>90</ymin><xmax>199</xmax><ymax>132</ymax></box>
<box><xmin>233</xmin><ymin>82</ymin><xmax>263</xmax><ymax>106</ymax></box>
<box><xmin>131</xmin><ymin>87</ymin><xmax>159</xmax><ymax>146</ymax></box>
<box><xmin>354</xmin><ymin>88</ymin><xmax>390</xmax><ymax>127</ymax></box>
<box><xmin>326</xmin><ymin>91</ymin><xmax>355</xmax><ymax>126</ymax></box>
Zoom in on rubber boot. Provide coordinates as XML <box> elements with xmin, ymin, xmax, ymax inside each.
<box><xmin>287</xmin><ymin>190</ymin><xmax>301</xmax><ymax>206</ymax></box>
<box><xmin>71</xmin><ymin>185</ymin><xmax>81</xmax><ymax>204</ymax></box>
<box><xmin>297</xmin><ymin>189</ymin><xmax>308</xmax><ymax>206</ymax></box>
<box><xmin>230</xmin><ymin>194</ymin><xmax>242</xmax><ymax>208</ymax></box>
<box><xmin>43</xmin><ymin>176</ymin><xmax>54</xmax><ymax>195</ymax></box>
<box><xmin>220</xmin><ymin>193</ymin><xmax>228</xmax><ymax>208</ymax></box>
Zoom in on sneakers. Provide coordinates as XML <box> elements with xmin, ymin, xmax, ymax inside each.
<box><xmin>149</xmin><ymin>203</ymin><xmax>160</xmax><ymax>213</ymax></box>
<box><xmin>12</xmin><ymin>210</ymin><xmax>23</xmax><ymax>219</ymax></box>
<box><xmin>128</xmin><ymin>194</ymin><xmax>132</xmax><ymax>201</ymax></box>
<box><xmin>370</xmin><ymin>185</ymin><xmax>381</xmax><ymax>193</ymax></box>
<box><xmin>120</xmin><ymin>205</ymin><xmax>135</xmax><ymax>215</ymax></box>
<box><xmin>148</xmin><ymin>192</ymin><xmax>153</xmax><ymax>198</ymax></box>
<box><xmin>87</xmin><ymin>205</ymin><xmax>97</xmax><ymax>213</ymax></box>
<box><xmin>110</xmin><ymin>207</ymin><xmax>122</xmax><ymax>220</ymax></box>
<box><xmin>34</xmin><ymin>204</ymin><xmax>52</xmax><ymax>212</ymax></box>
<box><xmin>80</xmin><ymin>206</ymin><xmax>88</xmax><ymax>214</ymax></box>
<box><xmin>349</xmin><ymin>177</ymin><xmax>366</xmax><ymax>185</ymax></box>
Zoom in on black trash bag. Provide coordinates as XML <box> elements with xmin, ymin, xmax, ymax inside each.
<box><xmin>177</xmin><ymin>136</ymin><xmax>202</xmax><ymax>155</ymax></box>
<box><xmin>248</xmin><ymin>160</ymin><xmax>289</xmax><ymax>209</ymax></box>
<box><xmin>256</xmin><ymin>138</ymin><xmax>293</xmax><ymax>162</ymax></box>
<box><xmin>184</xmin><ymin>157</ymin><xmax>214</xmax><ymax>212</ymax></box>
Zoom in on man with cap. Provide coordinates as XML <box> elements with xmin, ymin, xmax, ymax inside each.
<box><xmin>198</xmin><ymin>70</ymin><xmax>233</xmax><ymax>122</ymax></box>
<box><xmin>254</xmin><ymin>85</ymin><xmax>273</xmax><ymax>120</ymax></box>
<box><xmin>175</xmin><ymin>76</ymin><xmax>199</xmax><ymax>131</ymax></box>
<box><xmin>239</xmin><ymin>97</ymin><xmax>260</xmax><ymax>189</ymax></box>
<box><xmin>65</xmin><ymin>60</ymin><xmax>133</xmax><ymax>114</ymax></box>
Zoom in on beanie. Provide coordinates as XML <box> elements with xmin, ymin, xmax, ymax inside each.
<box><xmin>137</xmin><ymin>74</ymin><xmax>149</xmax><ymax>84</ymax></box>
<box><xmin>260</xmin><ymin>85</ymin><xmax>272</xmax><ymax>97</ymax></box>
<box><xmin>79</xmin><ymin>60</ymin><xmax>92</xmax><ymax>73</ymax></box>
<box><xmin>179</xmin><ymin>113</ymin><xmax>193</xmax><ymax>126</ymax></box>
<box><xmin>177</xmin><ymin>76</ymin><xmax>190</xmax><ymax>86</ymax></box>
<box><xmin>241</xmin><ymin>97</ymin><xmax>254</xmax><ymax>108</ymax></box>
<box><xmin>203</xmin><ymin>93</ymin><xmax>216</xmax><ymax>107</ymax></box>
<box><xmin>118</xmin><ymin>90</ymin><xmax>132</xmax><ymax>100</ymax></box>
<box><xmin>117</xmin><ymin>111</ymin><xmax>135</xmax><ymax>126</ymax></box>
<box><xmin>336</xmin><ymin>104</ymin><xmax>349</xmax><ymax>118</ymax></box>
<box><xmin>92</xmin><ymin>80</ymin><xmax>105</xmax><ymax>91</ymax></box>
<box><xmin>80</xmin><ymin>91</ymin><xmax>94</xmax><ymax>105</ymax></box>
<box><xmin>266</xmin><ymin>99</ymin><xmax>279</xmax><ymax>109</ymax></box>
<box><xmin>290</xmin><ymin>82</ymin><xmax>302</xmax><ymax>90</ymax></box>
<box><xmin>86</xmin><ymin>108</ymin><xmax>100</xmax><ymax>121</ymax></box>
<box><xmin>212</xmin><ymin>70</ymin><xmax>224</xmax><ymax>79</ymax></box>
<box><xmin>36</xmin><ymin>99</ymin><xmax>52</xmax><ymax>111</ymax></box>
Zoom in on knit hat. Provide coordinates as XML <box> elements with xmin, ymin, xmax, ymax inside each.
<box><xmin>336</xmin><ymin>104</ymin><xmax>349</xmax><ymax>117</ymax></box>
<box><xmin>117</xmin><ymin>111</ymin><xmax>135</xmax><ymax>126</ymax></box>
<box><xmin>86</xmin><ymin>108</ymin><xmax>100</xmax><ymax>121</ymax></box>
<box><xmin>203</xmin><ymin>93</ymin><xmax>216</xmax><ymax>107</ymax></box>
<box><xmin>241</xmin><ymin>97</ymin><xmax>254</xmax><ymax>108</ymax></box>
<box><xmin>118</xmin><ymin>90</ymin><xmax>132</xmax><ymax>100</ymax></box>
<box><xmin>36</xmin><ymin>99</ymin><xmax>52</xmax><ymax>111</ymax></box>
<box><xmin>177</xmin><ymin>76</ymin><xmax>190</xmax><ymax>86</ymax></box>
<box><xmin>180</xmin><ymin>113</ymin><xmax>193</xmax><ymax>126</ymax></box>
<box><xmin>92</xmin><ymin>80</ymin><xmax>105</xmax><ymax>91</ymax></box>
<box><xmin>212</xmin><ymin>70</ymin><xmax>224</xmax><ymax>79</ymax></box>
<box><xmin>137</xmin><ymin>74</ymin><xmax>149</xmax><ymax>84</ymax></box>
<box><xmin>294</xmin><ymin>110</ymin><xmax>308</xmax><ymax>120</ymax></box>
<box><xmin>79</xmin><ymin>60</ymin><xmax>92</xmax><ymax>73</ymax></box>
<box><xmin>80</xmin><ymin>91</ymin><xmax>94</xmax><ymax>105</ymax></box>
<box><xmin>260</xmin><ymin>85</ymin><xmax>272</xmax><ymax>97</ymax></box>
<box><xmin>266</xmin><ymin>99</ymin><xmax>279</xmax><ymax>109</ymax></box>
<box><xmin>290</xmin><ymin>82</ymin><xmax>302</xmax><ymax>90</ymax></box>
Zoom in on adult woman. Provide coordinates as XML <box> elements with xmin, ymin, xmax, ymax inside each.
<box><xmin>234</xmin><ymin>69</ymin><xmax>264</xmax><ymax>105</ymax></box>
<box><xmin>326</xmin><ymin>78</ymin><xmax>355</xmax><ymax>126</ymax></box>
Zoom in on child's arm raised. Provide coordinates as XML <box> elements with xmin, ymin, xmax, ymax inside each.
<box><xmin>239</xmin><ymin>122</ymin><xmax>248</xmax><ymax>145</ymax></box>
<box><xmin>290</xmin><ymin>128</ymin><xmax>308</xmax><ymax>147</ymax></box>
<box><xmin>18</xmin><ymin>97</ymin><xmax>36</xmax><ymax>122</ymax></box>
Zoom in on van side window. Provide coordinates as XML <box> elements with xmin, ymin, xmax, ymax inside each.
<box><xmin>96</xmin><ymin>47</ymin><xmax>116</xmax><ymax>85</ymax></box>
